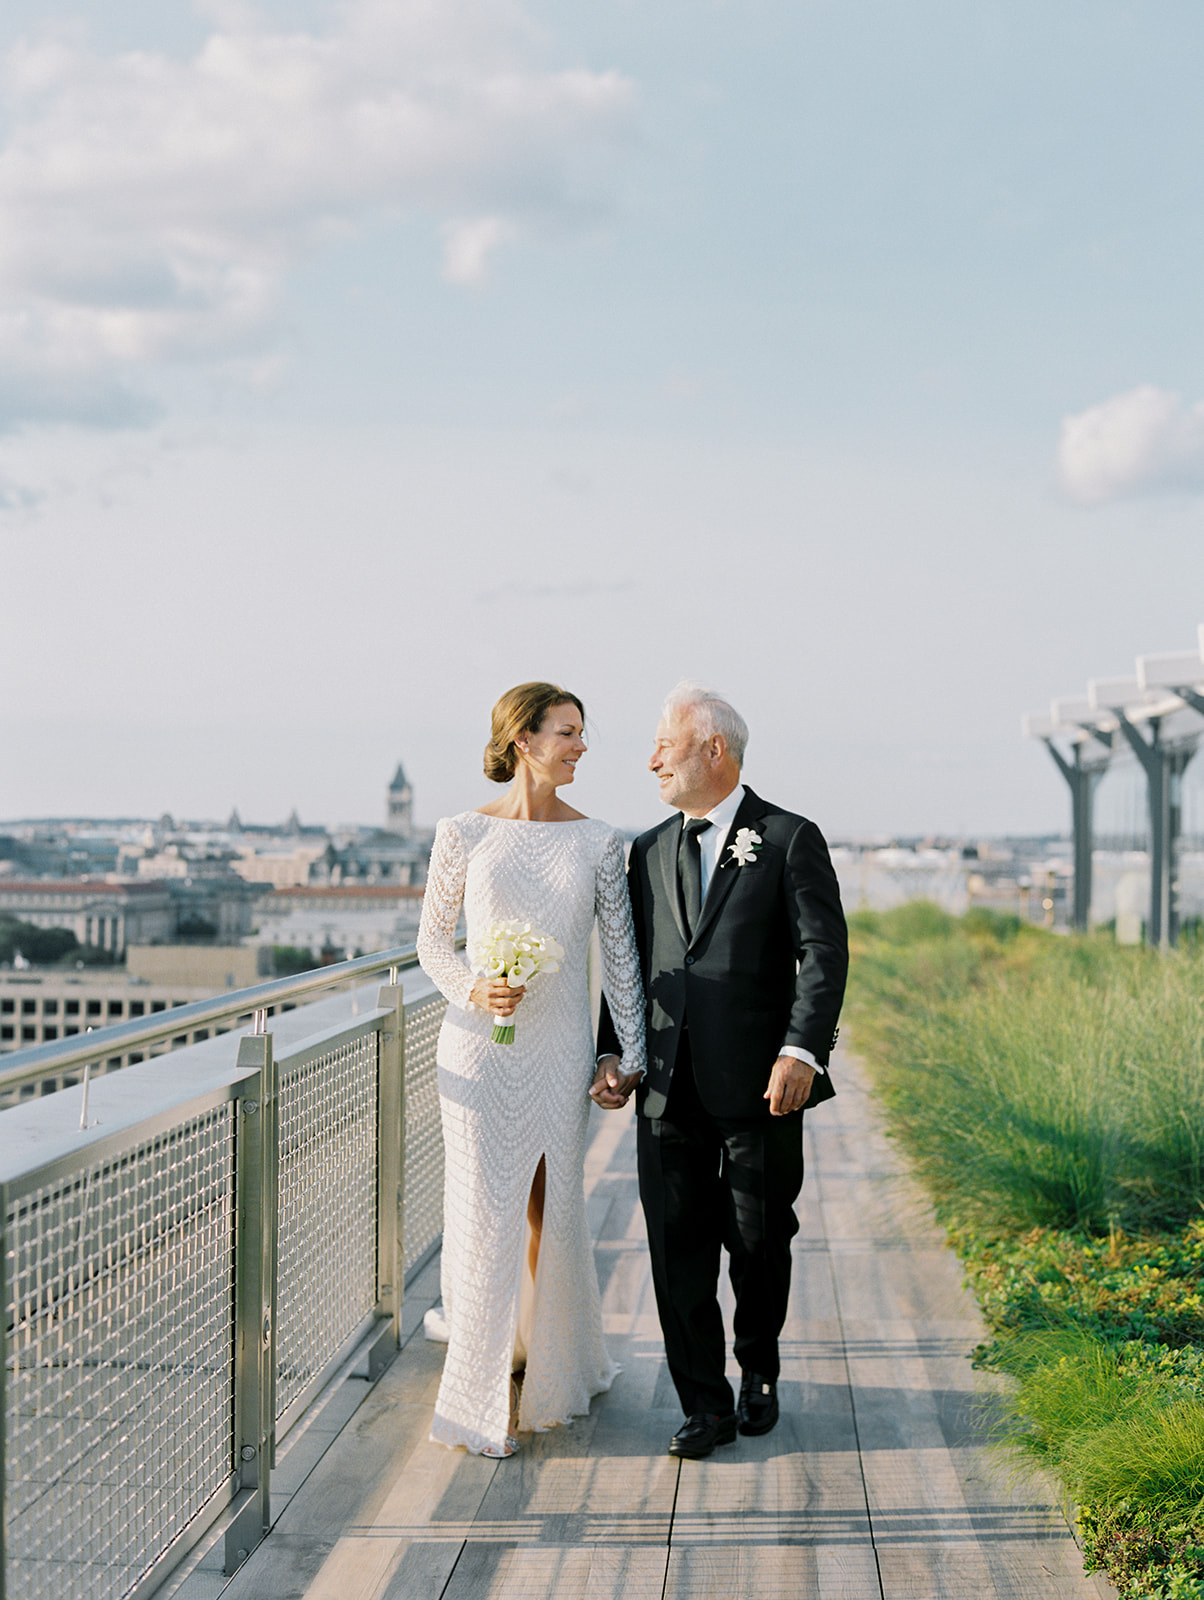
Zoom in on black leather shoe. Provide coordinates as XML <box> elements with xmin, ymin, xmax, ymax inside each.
<box><xmin>736</xmin><ymin>1372</ymin><xmax>779</xmax><ymax>1436</ymax></box>
<box><xmin>668</xmin><ymin>1411</ymin><xmax>738</xmax><ymax>1459</ymax></box>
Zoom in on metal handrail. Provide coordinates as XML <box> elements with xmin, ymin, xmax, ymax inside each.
<box><xmin>0</xmin><ymin>942</ymin><xmax>436</xmax><ymax>1095</ymax></box>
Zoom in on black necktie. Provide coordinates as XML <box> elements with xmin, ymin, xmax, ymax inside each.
<box><xmin>678</xmin><ymin>817</ymin><xmax>713</xmax><ymax>935</ymax></box>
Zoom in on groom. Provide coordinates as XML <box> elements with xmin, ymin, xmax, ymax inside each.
<box><xmin>598</xmin><ymin>681</ymin><xmax>847</xmax><ymax>1458</ymax></box>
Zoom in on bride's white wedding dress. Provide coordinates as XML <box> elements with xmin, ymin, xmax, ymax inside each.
<box><xmin>417</xmin><ymin>812</ymin><xmax>645</xmax><ymax>1455</ymax></box>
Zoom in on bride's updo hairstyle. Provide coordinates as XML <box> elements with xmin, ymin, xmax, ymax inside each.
<box><xmin>485</xmin><ymin>682</ymin><xmax>586</xmax><ymax>783</ymax></box>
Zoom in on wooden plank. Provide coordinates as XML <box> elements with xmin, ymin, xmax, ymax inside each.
<box><xmin>378</xmin><ymin>1541</ymin><xmax>469</xmax><ymax>1600</ymax></box>
<box><xmin>398</xmin><ymin>1251</ymin><xmax>445</xmax><ymax>1343</ymax></box>
<box><xmin>582</xmin><ymin>1100</ymin><xmax>635</xmax><ymax>1192</ymax></box>
<box><xmin>252</xmin><ymin>1434</ymin><xmax>505</xmax><ymax>1600</ymax></box>
<box><xmin>221</xmin><ymin>1348</ymin><xmax>484</xmax><ymax>1599</ymax></box>
<box><xmin>669</xmin><ymin>1401</ymin><xmax>870</xmax><ymax>1538</ymax></box>
<box><xmin>876</xmin><ymin>1548</ymin><xmax>1116</xmax><ymax>1600</ymax></box>
<box><xmin>814</xmin><ymin>1052</ymin><xmax>1109</xmax><ymax>1600</ymax></box>
<box><xmin>460</xmin><ymin>1398</ymin><xmax>678</xmax><ymax>1556</ymax></box>
<box><xmin>442</xmin><ymin>1543</ymin><xmax>668</xmax><ymax>1600</ymax></box>
<box><xmin>664</xmin><ymin>1544</ymin><xmax>882</xmax><ymax>1600</ymax></box>
<box><xmin>595</xmin><ymin>1130</ymin><xmax>673</xmax><ymax>1419</ymax></box>
<box><xmin>785</xmin><ymin>1245</ymin><xmax>844</xmax><ymax>1324</ymax></box>
<box><xmin>813</xmin><ymin>1545</ymin><xmax>890</xmax><ymax>1600</ymax></box>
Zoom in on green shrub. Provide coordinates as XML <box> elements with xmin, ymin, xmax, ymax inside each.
<box><xmin>962</xmin><ymin>906</ymin><xmax>1024</xmax><ymax>941</ymax></box>
<box><xmin>272</xmin><ymin>944</ymin><xmax>316</xmax><ymax>976</ymax></box>
<box><xmin>991</xmin><ymin>1328</ymin><xmax>1148</xmax><ymax>1464</ymax></box>
<box><xmin>965</xmin><ymin>1224</ymin><xmax>1204</xmax><ymax>1351</ymax></box>
<box><xmin>885</xmin><ymin>899</ymin><xmax>957</xmax><ymax>942</ymax></box>
<box><xmin>982</xmin><ymin>1332</ymin><xmax>1204</xmax><ymax>1595</ymax></box>
<box><xmin>991</xmin><ymin>1331</ymin><xmax>1204</xmax><ymax>1517</ymax></box>
<box><xmin>0</xmin><ymin>916</ymin><xmax>79</xmax><ymax>965</ymax></box>
<box><xmin>1081</xmin><ymin>1499</ymin><xmax>1204</xmax><ymax>1598</ymax></box>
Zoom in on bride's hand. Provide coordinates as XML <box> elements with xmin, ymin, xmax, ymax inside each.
<box><xmin>589</xmin><ymin>1056</ymin><xmax>638</xmax><ymax>1110</ymax></box>
<box><xmin>470</xmin><ymin>977</ymin><xmax>526</xmax><ymax>1017</ymax></box>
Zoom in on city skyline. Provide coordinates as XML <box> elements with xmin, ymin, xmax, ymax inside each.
<box><xmin>4</xmin><ymin>2</ymin><xmax>1204</xmax><ymax>838</ymax></box>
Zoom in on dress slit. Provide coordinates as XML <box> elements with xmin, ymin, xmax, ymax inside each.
<box><xmin>514</xmin><ymin>1149</ymin><xmax>549</xmax><ymax>1381</ymax></box>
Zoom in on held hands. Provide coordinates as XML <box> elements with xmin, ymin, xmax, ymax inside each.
<box><xmin>470</xmin><ymin>977</ymin><xmax>527</xmax><ymax>1018</ymax></box>
<box><xmin>590</xmin><ymin>1054</ymin><xmax>639</xmax><ymax>1111</ymax></box>
<box><xmin>764</xmin><ymin>1054</ymin><xmax>816</xmax><ymax>1117</ymax></box>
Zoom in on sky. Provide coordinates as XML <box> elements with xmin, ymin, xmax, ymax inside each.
<box><xmin>3</xmin><ymin>0</ymin><xmax>1204</xmax><ymax>840</ymax></box>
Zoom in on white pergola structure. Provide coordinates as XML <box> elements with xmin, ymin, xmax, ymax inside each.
<box><xmin>1023</xmin><ymin>626</ymin><xmax>1204</xmax><ymax>946</ymax></box>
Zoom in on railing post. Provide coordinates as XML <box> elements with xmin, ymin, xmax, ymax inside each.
<box><xmin>1</xmin><ymin>1177</ymin><xmax>8</xmax><ymax>1600</ymax></box>
<box><xmin>225</xmin><ymin>1030</ymin><xmax>278</xmax><ymax>1575</ymax></box>
<box><xmin>367</xmin><ymin>980</ymin><xmax>406</xmax><ymax>1382</ymax></box>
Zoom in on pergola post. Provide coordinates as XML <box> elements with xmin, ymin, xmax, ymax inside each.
<box><xmin>1041</xmin><ymin>739</ymin><xmax>1102</xmax><ymax>931</ymax></box>
<box><xmin>1114</xmin><ymin>714</ymin><xmax>1198</xmax><ymax>948</ymax></box>
<box><xmin>1027</xmin><ymin>633</ymin><xmax>1204</xmax><ymax>951</ymax></box>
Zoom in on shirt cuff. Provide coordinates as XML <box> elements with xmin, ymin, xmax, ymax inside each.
<box><xmin>779</xmin><ymin>1044</ymin><xmax>825</xmax><ymax>1075</ymax></box>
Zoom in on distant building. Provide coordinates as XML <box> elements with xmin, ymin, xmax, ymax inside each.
<box><xmin>0</xmin><ymin>754</ymin><xmax>428</xmax><ymax>912</ymax></box>
<box><xmin>253</xmin><ymin>883</ymin><xmax>424</xmax><ymax>962</ymax></box>
<box><xmin>0</xmin><ymin>872</ymin><xmax>262</xmax><ymax>952</ymax></box>
<box><xmin>126</xmin><ymin>943</ymin><xmax>272</xmax><ymax>990</ymax></box>
<box><xmin>233</xmin><ymin>843</ymin><xmax>330</xmax><ymax>889</ymax></box>
<box><xmin>315</xmin><ymin>832</ymin><xmax>426</xmax><ymax>888</ymax></box>
<box><xmin>0</xmin><ymin>968</ymin><xmax>260</xmax><ymax>1103</ymax></box>
<box><xmin>168</xmin><ymin>876</ymin><xmax>264</xmax><ymax>942</ymax></box>
<box><xmin>308</xmin><ymin>759</ymin><xmax>428</xmax><ymax>888</ymax></box>
<box><xmin>386</xmin><ymin>763</ymin><xmax>413</xmax><ymax>834</ymax></box>
<box><xmin>0</xmin><ymin>826</ymin><xmax>122</xmax><ymax>879</ymax></box>
<box><xmin>0</xmin><ymin>880</ymin><xmax>175</xmax><ymax>955</ymax></box>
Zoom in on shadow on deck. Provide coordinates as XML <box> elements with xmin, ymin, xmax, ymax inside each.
<box><xmin>165</xmin><ymin>1050</ymin><xmax>1118</xmax><ymax>1600</ymax></box>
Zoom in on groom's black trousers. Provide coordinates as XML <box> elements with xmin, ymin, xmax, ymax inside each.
<box><xmin>637</xmin><ymin>1030</ymin><xmax>805</xmax><ymax>1417</ymax></box>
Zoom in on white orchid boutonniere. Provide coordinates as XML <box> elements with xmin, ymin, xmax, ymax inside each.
<box><xmin>727</xmin><ymin>827</ymin><xmax>763</xmax><ymax>868</ymax></box>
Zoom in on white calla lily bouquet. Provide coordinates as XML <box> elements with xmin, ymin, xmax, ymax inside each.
<box><xmin>470</xmin><ymin>919</ymin><xmax>565</xmax><ymax>1044</ymax></box>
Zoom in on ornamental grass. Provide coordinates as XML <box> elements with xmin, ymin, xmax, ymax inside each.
<box><xmin>848</xmin><ymin>909</ymin><xmax>1204</xmax><ymax>1235</ymax></box>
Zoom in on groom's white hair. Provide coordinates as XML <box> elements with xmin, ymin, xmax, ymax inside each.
<box><xmin>662</xmin><ymin>680</ymin><xmax>749</xmax><ymax>766</ymax></box>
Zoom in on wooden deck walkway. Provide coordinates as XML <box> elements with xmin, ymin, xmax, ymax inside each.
<box><xmin>174</xmin><ymin>1049</ymin><xmax>1118</xmax><ymax>1600</ymax></box>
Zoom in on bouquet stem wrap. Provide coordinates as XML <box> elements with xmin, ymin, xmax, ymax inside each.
<box><xmin>470</xmin><ymin>920</ymin><xmax>564</xmax><ymax>1046</ymax></box>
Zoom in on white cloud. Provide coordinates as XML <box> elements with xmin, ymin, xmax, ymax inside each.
<box><xmin>1057</xmin><ymin>383</ymin><xmax>1204</xmax><ymax>504</ymax></box>
<box><xmin>440</xmin><ymin>215</ymin><xmax>516</xmax><ymax>285</ymax></box>
<box><xmin>0</xmin><ymin>0</ymin><xmax>636</xmax><ymax>428</ymax></box>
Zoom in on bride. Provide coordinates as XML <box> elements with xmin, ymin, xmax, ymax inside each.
<box><xmin>417</xmin><ymin>681</ymin><xmax>646</xmax><ymax>1457</ymax></box>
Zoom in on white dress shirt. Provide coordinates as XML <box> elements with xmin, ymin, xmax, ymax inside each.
<box><xmin>694</xmin><ymin>782</ymin><xmax>746</xmax><ymax>900</ymax></box>
<box><xmin>689</xmin><ymin>785</ymin><xmax>823</xmax><ymax>1076</ymax></box>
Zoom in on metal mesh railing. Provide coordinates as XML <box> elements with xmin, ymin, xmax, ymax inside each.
<box><xmin>4</xmin><ymin>1101</ymin><xmax>237</xmax><ymax>1600</ymax></box>
<box><xmin>274</xmin><ymin>1029</ymin><xmax>379</xmax><ymax>1421</ymax></box>
<box><xmin>2</xmin><ymin>959</ymin><xmax>453</xmax><ymax>1600</ymax></box>
<box><xmin>402</xmin><ymin>990</ymin><xmax>447</xmax><ymax>1277</ymax></box>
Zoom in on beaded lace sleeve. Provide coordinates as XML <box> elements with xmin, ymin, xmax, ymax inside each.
<box><xmin>417</xmin><ymin>818</ymin><xmax>476</xmax><ymax>1012</ymax></box>
<box><xmin>595</xmin><ymin>830</ymin><xmax>646</xmax><ymax>1078</ymax></box>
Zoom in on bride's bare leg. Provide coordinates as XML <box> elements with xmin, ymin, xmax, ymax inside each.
<box><xmin>527</xmin><ymin>1155</ymin><xmax>546</xmax><ymax>1281</ymax></box>
<box><xmin>510</xmin><ymin>1156</ymin><xmax>546</xmax><ymax>1436</ymax></box>
<box><xmin>509</xmin><ymin>1372</ymin><xmax>521</xmax><ymax>1438</ymax></box>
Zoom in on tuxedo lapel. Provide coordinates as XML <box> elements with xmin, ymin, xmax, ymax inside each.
<box><xmin>655</xmin><ymin>820</ymin><xmax>689</xmax><ymax>945</ymax></box>
<box><xmin>691</xmin><ymin>787</ymin><xmax>768</xmax><ymax>946</ymax></box>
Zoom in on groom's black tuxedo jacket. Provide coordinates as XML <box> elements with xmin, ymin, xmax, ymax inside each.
<box><xmin>601</xmin><ymin>787</ymin><xmax>848</xmax><ymax>1121</ymax></box>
